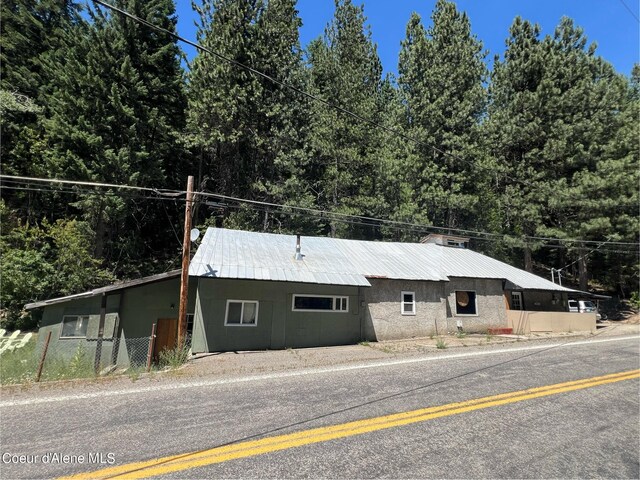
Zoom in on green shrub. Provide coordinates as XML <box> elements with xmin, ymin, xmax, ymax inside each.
<box><xmin>41</xmin><ymin>344</ymin><xmax>95</xmax><ymax>381</ymax></box>
<box><xmin>630</xmin><ymin>292</ymin><xmax>640</xmax><ymax>311</ymax></box>
<box><xmin>158</xmin><ymin>338</ymin><xmax>191</xmax><ymax>369</ymax></box>
<box><xmin>436</xmin><ymin>338</ymin><xmax>447</xmax><ymax>349</ymax></box>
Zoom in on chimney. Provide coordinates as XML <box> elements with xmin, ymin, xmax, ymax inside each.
<box><xmin>295</xmin><ymin>234</ymin><xmax>303</xmax><ymax>260</ymax></box>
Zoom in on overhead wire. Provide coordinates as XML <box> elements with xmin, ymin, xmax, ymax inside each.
<box><xmin>90</xmin><ymin>0</ymin><xmax>613</xmax><ymax>201</ymax></box>
<box><xmin>2</xmin><ymin>174</ymin><xmax>638</xmax><ymax>252</ymax></box>
<box><xmin>619</xmin><ymin>0</ymin><xmax>640</xmax><ymax>23</ymax></box>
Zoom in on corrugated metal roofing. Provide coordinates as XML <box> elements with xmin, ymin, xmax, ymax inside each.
<box><xmin>189</xmin><ymin>229</ymin><xmax>373</xmax><ymax>287</ymax></box>
<box><xmin>190</xmin><ymin>228</ymin><xmax>573</xmax><ymax>292</ymax></box>
<box><xmin>25</xmin><ymin>270</ymin><xmax>182</xmax><ymax>310</ymax></box>
<box><xmin>438</xmin><ymin>246</ymin><xmax>574</xmax><ymax>292</ymax></box>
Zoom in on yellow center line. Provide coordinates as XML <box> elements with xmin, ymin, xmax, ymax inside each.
<box><xmin>60</xmin><ymin>369</ymin><xmax>640</xmax><ymax>480</ymax></box>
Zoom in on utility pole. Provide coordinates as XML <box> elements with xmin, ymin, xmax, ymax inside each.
<box><xmin>177</xmin><ymin>176</ymin><xmax>194</xmax><ymax>346</ymax></box>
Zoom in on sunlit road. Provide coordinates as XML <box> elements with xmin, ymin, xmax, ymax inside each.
<box><xmin>1</xmin><ymin>336</ymin><xmax>639</xmax><ymax>479</ymax></box>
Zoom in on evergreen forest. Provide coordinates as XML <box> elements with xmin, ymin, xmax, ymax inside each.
<box><xmin>1</xmin><ymin>0</ymin><xmax>638</xmax><ymax>329</ymax></box>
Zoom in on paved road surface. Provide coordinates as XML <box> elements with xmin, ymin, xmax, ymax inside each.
<box><xmin>1</xmin><ymin>336</ymin><xmax>638</xmax><ymax>479</ymax></box>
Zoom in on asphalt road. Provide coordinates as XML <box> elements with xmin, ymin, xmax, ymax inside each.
<box><xmin>1</xmin><ymin>336</ymin><xmax>639</xmax><ymax>479</ymax></box>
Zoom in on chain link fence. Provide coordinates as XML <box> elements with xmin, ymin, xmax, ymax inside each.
<box><xmin>1</xmin><ymin>334</ymin><xmax>192</xmax><ymax>385</ymax></box>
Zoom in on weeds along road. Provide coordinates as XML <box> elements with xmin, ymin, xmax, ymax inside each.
<box><xmin>1</xmin><ymin>336</ymin><xmax>639</xmax><ymax>479</ymax></box>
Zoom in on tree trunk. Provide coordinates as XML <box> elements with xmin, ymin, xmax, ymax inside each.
<box><xmin>524</xmin><ymin>246</ymin><xmax>533</xmax><ymax>272</ymax></box>
<box><xmin>578</xmin><ymin>252</ymin><xmax>588</xmax><ymax>291</ymax></box>
<box><xmin>94</xmin><ymin>200</ymin><xmax>106</xmax><ymax>259</ymax></box>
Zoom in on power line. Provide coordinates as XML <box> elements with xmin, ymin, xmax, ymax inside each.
<box><xmin>2</xmin><ymin>174</ymin><xmax>638</xmax><ymax>249</ymax></box>
<box><xmin>91</xmin><ymin>0</ymin><xmax>601</xmax><ymax>200</ymax></box>
<box><xmin>619</xmin><ymin>0</ymin><xmax>640</xmax><ymax>23</ymax></box>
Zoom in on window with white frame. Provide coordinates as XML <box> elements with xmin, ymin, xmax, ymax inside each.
<box><xmin>401</xmin><ymin>291</ymin><xmax>416</xmax><ymax>315</ymax></box>
<box><xmin>292</xmin><ymin>295</ymin><xmax>349</xmax><ymax>312</ymax></box>
<box><xmin>60</xmin><ymin>315</ymin><xmax>90</xmax><ymax>338</ymax></box>
<box><xmin>225</xmin><ymin>300</ymin><xmax>259</xmax><ymax>326</ymax></box>
<box><xmin>510</xmin><ymin>292</ymin><xmax>523</xmax><ymax>310</ymax></box>
<box><xmin>455</xmin><ymin>290</ymin><xmax>478</xmax><ymax>316</ymax></box>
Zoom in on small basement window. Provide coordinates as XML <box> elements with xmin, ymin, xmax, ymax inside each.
<box><xmin>401</xmin><ymin>291</ymin><xmax>416</xmax><ymax>315</ymax></box>
<box><xmin>60</xmin><ymin>315</ymin><xmax>90</xmax><ymax>338</ymax></box>
<box><xmin>225</xmin><ymin>300</ymin><xmax>259</xmax><ymax>326</ymax></box>
<box><xmin>292</xmin><ymin>295</ymin><xmax>349</xmax><ymax>312</ymax></box>
<box><xmin>455</xmin><ymin>291</ymin><xmax>477</xmax><ymax>316</ymax></box>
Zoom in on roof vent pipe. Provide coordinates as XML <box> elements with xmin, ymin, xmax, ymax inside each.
<box><xmin>295</xmin><ymin>235</ymin><xmax>303</xmax><ymax>260</ymax></box>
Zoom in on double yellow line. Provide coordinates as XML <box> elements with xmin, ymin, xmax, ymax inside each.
<box><xmin>61</xmin><ymin>369</ymin><xmax>639</xmax><ymax>479</ymax></box>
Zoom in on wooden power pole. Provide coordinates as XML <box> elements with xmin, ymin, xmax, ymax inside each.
<box><xmin>177</xmin><ymin>175</ymin><xmax>194</xmax><ymax>345</ymax></box>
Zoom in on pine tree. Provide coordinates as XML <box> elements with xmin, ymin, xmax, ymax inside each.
<box><xmin>306</xmin><ymin>0</ymin><xmax>383</xmax><ymax>238</ymax></box>
<box><xmin>188</xmin><ymin>0</ymin><xmax>313</xmax><ymax>233</ymax></box>
<box><xmin>187</xmin><ymin>0</ymin><xmax>262</xmax><ymax>201</ymax></box>
<box><xmin>42</xmin><ymin>0</ymin><xmax>187</xmax><ymax>275</ymax></box>
<box><xmin>244</xmin><ymin>0</ymin><xmax>315</xmax><ymax>232</ymax></box>
<box><xmin>397</xmin><ymin>1</ymin><xmax>487</xmax><ymax>232</ymax></box>
<box><xmin>486</xmin><ymin>17</ymin><xmax>549</xmax><ymax>271</ymax></box>
<box><xmin>487</xmin><ymin>16</ymin><xmax>638</xmax><ymax>288</ymax></box>
<box><xmin>0</xmin><ymin>0</ymin><xmax>81</xmax><ymax>220</ymax></box>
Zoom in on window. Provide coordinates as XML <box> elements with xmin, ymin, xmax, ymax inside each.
<box><xmin>401</xmin><ymin>291</ymin><xmax>416</xmax><ymax>315</ymax></box>
<box><xmin>186</xmin><ymin>313</ymin><xmax>195</xmax><ymax>334</ymax></box>
<box><xmin>446</xmin><ymin>239</ymin><xmax>465</xmax><ymax>248</ymax></box>
<box><xmin>511</xmin><ymin>292</ymin><xmax>523</xmax><ymax>310</ymax></box>
<box><xmin>292</xmin><ymin>295</ymin><xmax>349</xmax><ymax>312</ymax></box>
<box><xmin>60</xmin><ymin>315</ymin><xmax>90</xmax><ymax>338</ymax></box>
<box><xmin>225</xmin><ymin>300</ymin><xmax>259</xmax><ymax>326</ymax></box>
<box><xmin>455</xmin><ymin>291</ymin><xmax>477</xmax><ymax>316</ymax></box>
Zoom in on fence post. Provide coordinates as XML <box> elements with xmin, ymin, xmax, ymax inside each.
<box><xmin>35</xmin><ymin>331</ymin><xmax>52</xmax><ymax>383</ymax></box>
<box><xmin>146</xmin><ymin>323</ymin><xmax>157</xmax><ymax>372</ymax></box>
<box><xmin>94</xmin><ymin>293</ymin><xmax>107</xmax><ymax>374</ymax></box>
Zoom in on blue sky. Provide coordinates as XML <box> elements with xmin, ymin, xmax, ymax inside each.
<box><xmin>175</xmin><ymin>0</ymin><xmax>639</xmax><ymax>76</ymax></box>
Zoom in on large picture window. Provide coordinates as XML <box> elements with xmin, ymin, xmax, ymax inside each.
<box><xmin>401</xmin><ymin>291</ymin><xmax>416</xmax><ymax>315</ymax></box>
<box><xmin>292</xmin><ymin>295</ymin><xmax>349</xmax><ymax>312</ymax></box>
<box><xmin>455</xmin><ymin>291</ymin><xmax>477</xmax><ymax>316</ymax></box>
<box><xmin>60</xmin><ymin>315</ymin><xmax>90</xmax><ymax>338</ymax></box>
<box><xmin>225</xmin><ymin>300</ymin><xmax>259</xmax><ymax>326</ymax></box>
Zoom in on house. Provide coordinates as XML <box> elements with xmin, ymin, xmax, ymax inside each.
<box><xmin>26</xmin><ymin>271</ymin><xmax>197</xmax><ymax>368</ymax></box>
<box><xmin>27</xmin><ymin>227</ymin><xmax>591</xmax><ymax>361</ymax></box>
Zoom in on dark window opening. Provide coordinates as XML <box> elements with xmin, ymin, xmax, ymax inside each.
<box><xmin>455</xmin><ymin>291</ymin><xmax>477</xmax><ymax>315</ymax></box>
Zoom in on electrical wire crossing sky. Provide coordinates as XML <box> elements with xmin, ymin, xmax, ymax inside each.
<box><xmin>176</xmin><ymin>0</ymin><xmax>639</xmax><ymax>77</ymax></box>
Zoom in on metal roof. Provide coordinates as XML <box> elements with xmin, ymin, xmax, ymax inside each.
<box><xmin>26</xmin><ymin>229</ymin><xmax>576</xmax><ymax>311</ymax></box>
<box><xmin>190</xmin><ymin>228</ymin><xmax>573</xmax><ymax>292</ymax></box>
<box><xmin>438</xmin><ymin>246</ymin><xmax>574</xmax><ymax>292</ymax></box>
<box><xmin>189</xmin><ymin>229</ymin><xmax>373</xmax><ymax>286</ymax></box>
<box><xmin>25</xmin><ymin>270</ymin><xmax>181</xmax><ymax>310</ymax></box>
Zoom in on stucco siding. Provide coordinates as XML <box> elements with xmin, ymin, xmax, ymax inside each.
<box><xmin>363</xmin><ymin>279</ymin><xmax>446</xmax><ymax>341</ymax></box>
<box><xmin>445</xmin><ymin>277</ymin><xmax>507</xmax><ymax>332</ymax></box>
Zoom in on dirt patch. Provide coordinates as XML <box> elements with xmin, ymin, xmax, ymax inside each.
<box><xmin>620</xmin><ymin>313</ymin><xmax>639</xmax><ymax>324</ymax></box>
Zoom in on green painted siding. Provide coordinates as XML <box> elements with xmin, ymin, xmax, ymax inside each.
<box><xmin>36</xmin><ymin>278</ymin><xmax>197</xmax><ymax>367</ymax></box>
<box><xmin>118</xmin><ymin>278</ymin><xmax>196</xmax><ymax>338</ymax></box>
<box><xmin>193</xmin><ymin>278</ymin><xmax>362</xmax><ymax>352</ymax></box>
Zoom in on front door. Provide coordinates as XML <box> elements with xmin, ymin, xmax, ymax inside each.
<box><xmin>510</xmin><ymin>292</ymin><xmax>523</xmax><ymax>310</ymax></box>
<box><xmin>154</xmin><ymin>318</ymin><xmax>178</xmax><ymax>360</ymax></box>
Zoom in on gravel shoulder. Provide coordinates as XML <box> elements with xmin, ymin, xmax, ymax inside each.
<box><xmin>1</xmin><ymin>322</ymin><xmax>638</xmax><ymax>402</ymax></box>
